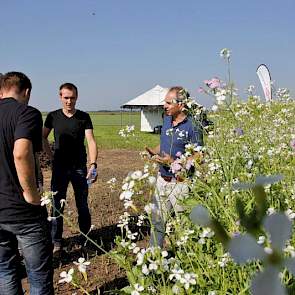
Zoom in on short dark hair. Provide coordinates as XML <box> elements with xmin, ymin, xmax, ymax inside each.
<box><xmin>168</xmin><ymin>86</ymin><xmax>190</xmax><ymax>102</ymax></box>
<box><xmin>59</xmin><ymin>82</ymin><xmax>78</xmax><ymax>96</ymax></box>
<box><xmin>0</xmin><ymin>71</ymin><xmax>32</xmax><ymax>93</ymax></box>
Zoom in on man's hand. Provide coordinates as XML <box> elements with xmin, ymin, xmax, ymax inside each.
<box><xmin>145</xmin><ymin>144</ymin><xmax>160</xmax><ymax>156</ymax></box>
<box><xmin>145</xmin><ymin>146</ymin><xmax>157</xmax><ymax>156</ymax></box>
<box><xmin>153</xmin><ymin>152</ymin><xmax>174</xmax><ymax>165</ymax></box>
<box><xmin>86</xmin><ymin>165</ymin><xmax>98</xmax><ymax>184</ymax></box>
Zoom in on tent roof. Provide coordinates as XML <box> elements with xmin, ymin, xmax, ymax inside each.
<box><xmin>122</xmin><ymin>85</ymin><xmax>169</xmax><ymax>108</ymax></box>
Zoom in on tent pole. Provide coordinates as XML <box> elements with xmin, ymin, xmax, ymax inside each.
<box><xmin>120</xmin><ymin>107</ymin><xmax>123</xmax><ymax>127</ymax></box>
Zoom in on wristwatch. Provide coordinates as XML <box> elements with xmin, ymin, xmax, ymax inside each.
<box><xmin>90</xmin><ymin>162</ymin><xmax>97</xmax><ymax>168</ymax></box>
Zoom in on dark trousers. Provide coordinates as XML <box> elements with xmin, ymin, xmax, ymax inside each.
<box><xmin>0</xmin><ymin>220</ymin><xmax>53</xmax><ymax>295</ymax></box>
<box><xmin>51</xmin><ymin>164</ymin><xmax>91</xmax><ymax>245</ymax></box>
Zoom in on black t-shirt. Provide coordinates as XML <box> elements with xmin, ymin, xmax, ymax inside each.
<box><xmin>44</xmin><ymin>109</ymin><xmax>93</xmax><ymax>167</ymax></box>
<box><xmin>0</xmin><ymin>98</ymin><xmax>46</xmax><ymax>223</ymax></box>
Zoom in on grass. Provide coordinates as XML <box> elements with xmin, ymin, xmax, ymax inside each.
<box><xmin>43</xmin><ymin>111</ymin><xmax>160</xmax><ymax>150</ymax></box>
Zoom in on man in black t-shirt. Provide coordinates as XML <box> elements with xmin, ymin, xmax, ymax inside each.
<box><xmin>0</xmin><ymin>72</ymin><xmax>53</xmax><ymax>294</ymax></box>
<box><xmin>43</xmin><ymin>83</ymin><xmax>98</xmax><ymax>253</ymax></box>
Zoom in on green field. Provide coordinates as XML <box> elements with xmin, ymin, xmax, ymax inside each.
<box><xmin>44</xmin><ymin>112</ymin><xmax>160</xmax><ymax>150</ymax></box>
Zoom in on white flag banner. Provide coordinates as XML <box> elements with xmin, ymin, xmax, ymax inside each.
<box><xmin>256</xmin><ymin>64</ymin><xmax>272</xmax><ymax>101</ymax></box>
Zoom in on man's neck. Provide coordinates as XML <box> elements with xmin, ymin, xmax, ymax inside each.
<box><xmin>172</xmin><ymin>112</ymin><xmax>187</xmax><ymax>126</ymax></box>
<box><xmin>62</xmin><ymin>108</ymin><xmax>76</xmax><ymax>117</ymax></box>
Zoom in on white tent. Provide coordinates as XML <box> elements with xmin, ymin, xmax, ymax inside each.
<box><xmin>122</xmin><ymin>85</ymin><xmax>168</xmax><ymax>132</ymax></box>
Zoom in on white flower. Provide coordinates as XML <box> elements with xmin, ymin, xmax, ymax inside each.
<box><xmin>267</xmin><ymin>207</ymin><xmax>276</xmax><ymax>215</ymax></box>
<box><xmin>285</xmin><ymin>209</ymin><xmax>295</xmax><ymax>220</ymax></box>
<box><xmin>131</xmin><ymin>170</ymin><xmax>143</xmax><ymax>180</ymax></box>
<box><xmin>107</xmin><ymin>177</ymin><xmax>117</xmax><ymax>184</ymax></box>
<box><xmin>136</xmin><ymin>251</ymin><xmax>146</xmax><ymax>265</ymax></box>
<box><xmin>148</xmin><ymin>261</ymin><xmax>158</xmax><ymax>271</ymax></box>
<box><xmin>40</xmin><ymin>195</ymin><xmax>52</xmax><ymax>206</ymax></box>
<box><xmin>73</xmin><ymin>257</ymin><xmax>90</xmax><ymax>273</ymax></box>
<box><xmin>119</xmin><ymin>190</ymin><xmax>133</xmax><ymax>201</ymax></box>
<box><xmin>59</xmin><ymin>268</ymin><xmax>74</xmax><ymax>283</ymax></box>
<box><xmin>166</xmin><ymin>128</ymin><xmax>173</xmax><ymax>136</ymax></box>
<box><xmin>131</xmin><ymin>284</ymin><xmax>144</xmax><ymax>295</ymax></box>
<box><xmin>169</xmin><ymin>267</ymin><xmax>184</xmax><ymax>281</ymax></box>
<box><xmin>148</xmin><ymin>176</ymin><xmax>156</xmax><ymax>186</ymax></box>
<box><xmin>211</xmin><ymin>104</ymin><xmax>218</xmax><ymax>112</ymax></box>
<box><xmin>60</xmin><ymin>199</ymin><xmax>66</xmax><ymax>207</ymax></box>
<box><xmin>123</xmin><ymin>200</ymin><xmax>134</xmax><ymax>209</ymax></box>
<box><xmin>218</xmin><ymin>253</ymin><xmax>231</xmax><ymax>268</ymax></box>
<box><xmin>120</xmin><ymin>239</ymin><xmax>130</xmax><ymax>248</ymax></box>
<box><xmin>200</xmin><ymin>228</ymin><xmax>214</xmax><ymax>238</ymax></box>
<box><xmin>257</xmin><ymin>235</ymin><xmax>266</xmax><ymax>245</ymax></box>
<box><xmin>220</xmin><ymin>48</ymin><xmax>231</xmax><ymax>59</ymax></box>
<box><xmin>228</xmin><ymin>213</ymin><xmax>295</xmax><ymax>295</ymax></box>
<box><xmin>208</xmin><ymin>291</ymin><xmax>217</xmax><ymax>295</ymax></box>
<box><xmin>142</xmin><ymin>264</ymin><xmax>150</xmax><ymax>275</ymax></box>
<box><xmin>47</xmin><ymin>216</ymin><xmax>56</xmax><ymax>222</ymax></box>
<box><xmin>284</xmin><ymin>245</ymin><xmax>295</xmax><ymax>257</ymax></box>
<box><xmin>162</xmin><ymin>250</ymin><xmax>168</xmax><ymax>258</ymax></box>
<box><xmin>179</xmin><ymin>273</ymin><xmax>197</xmax><ymax>290</ymax></box>
<box><xmin>198</xmin><ymin>238</ymin><xmax>205</xmax><ymax>244</ymax></box>
<box><xmin>172</xmin><ymin>285</ymin><xmax>181</xmax><ymax>294</ymax></box>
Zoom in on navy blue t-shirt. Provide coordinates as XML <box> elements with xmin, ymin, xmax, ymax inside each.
<box><xmin>159</xmin><ymin>115</ymin><xmax>203</xmax><ymax>177</ymax></box>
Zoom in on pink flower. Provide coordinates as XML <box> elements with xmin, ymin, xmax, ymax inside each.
<box><xmin>176</xmin><ymin>151</ymin><xmax>182</xmax><ymax>157</ymax></box>
<box><xmin>185</xmin><ymin>159</ymin><xmax>193</xmax><ymax>170</ymax></box>
<box><xmin>290</xmin><ymin>139</ymin><xmax>295</xmax><ymax>150</ymax></box>
<box><xmin>171</xmin><ymin>160</ymin><xmax>182</xmax><ymax>174</ymax></box>
<box><xmin>205</xmin><ymin>77</ymin><xmax>221</xmax><ymax>89</ymax></box>
<box><xmin>197</xmin><ymin>87</ymin><xmax>205</xmax><ymax>93</ymax></box>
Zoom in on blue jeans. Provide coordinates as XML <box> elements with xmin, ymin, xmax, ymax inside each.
<box><xmin>51</xmin><ymin>164</ymin><xmax>91</xmax><ymax>245</ymax></box>
<box><xmin>0</xmin><ymin>220</ymin><xmax>53</xmax><ymax>295</ymax></box>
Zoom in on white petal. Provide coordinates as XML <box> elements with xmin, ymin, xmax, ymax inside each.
<box><xmin>284</xmin><ymin>258</ymin><xmax>295</xmax><ymax>275</ymax></box>
<box><xmin>78</xmin><ymin>257</ymin><xmax>85</xmax><ymax>263</ymax></box>
<box><xmin>264</xmin><ymin>213</ymin><xmax>292</xmax><ymax>250</ymax></box>
<box><xmin>60</xmin><ymin>271</ymin><xmax>67</xmax><ymax>278</ymax></box>
<box><xmin>251</xmin><ymin>266</ymin><xmax>286</xmax><ymax>295</ymax></box>
<box><xmin>190</xmin><ymin>205</ymin><xmax>212</xmax><ymax>227</ymax></box>
<box><xmin>228</xmin><ymin>234</ymin><xmax>266</xmax><ymax>264</ymax></box>
<box><xmin>68</xmin><ymin>268</ymin><xmax>74</xmax><ymax>275</ymax></box>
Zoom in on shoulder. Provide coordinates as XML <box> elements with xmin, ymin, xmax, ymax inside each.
<box><xmin>76</xmin><ymin>109</ymin><xmax>90</xmax><ymax>117</ymax></box>
<box><xmin>163</xmin><ymin>115</ymin><xmax>171</xmax><ymax>125</ymax></box>
<box><xmin>19</xmin><ymin>105</ymin><xmax>42</xmax><ymax>120</ymax></box>
<box><xmin>46</xmin><ymin>109</ymin><xmax>61</xmax><ymax>119</ymax></box>
<box><xmin>76</xmin><ymin>110</ymin><xmax>92</xmax><ymax>120</ymax></box>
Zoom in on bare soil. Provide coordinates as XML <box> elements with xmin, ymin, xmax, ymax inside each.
<box><xmin>23</xmin><ymin>149</ymin><xmax>147</xmax><ymax>294</ymax></box>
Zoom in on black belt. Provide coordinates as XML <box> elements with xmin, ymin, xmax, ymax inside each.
<box><xmin>161</xmin><ymin>175</ymin><xmax>184</xmax><ymax>182</ymax></box>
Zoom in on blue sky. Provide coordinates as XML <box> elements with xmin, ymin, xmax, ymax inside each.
<box><xmin>0</xmin><ymin>0</ymin><xmax>294</xmax><ymax>111</ymax></box>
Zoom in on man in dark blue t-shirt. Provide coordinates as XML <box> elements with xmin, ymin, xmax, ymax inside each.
<box><xmin>146</xmin><ymin>86</ymin><xmax>203</xmax><ymax>247</ymax></box>
<box><xmin>43</xmin><ymin>83</ymin><xmax>98</xmax><ymax>253</ymax></box>
<box><xmin>0</xmin><ymin>72</ymin><xmax>53</xmax><ymax>294</ymax></box>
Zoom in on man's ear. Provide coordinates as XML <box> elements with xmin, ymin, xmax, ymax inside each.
<box><xmin>24</xmin><ymin>88</ymin><xmax>31</xmax><ymax>99</ymax></box>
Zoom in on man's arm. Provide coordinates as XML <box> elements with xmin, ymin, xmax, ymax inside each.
<box><xmin>14</xmin><ymin>138</ymin><xmax>41</xmax><ymax>205</ymax></box>
<box><xmin>85</xmin><ymin>129</ymin><xmax>98</xmax><ymax>182</ymax></box>
<box><xmin>145</xmin><ymin>144</ymin><xmax>160</xmax><ymax>156</ymax></box>
<box><xmin>42</xmin><ymin>127</ymin><xmax>53</xmax><ymax>161</ymax></box>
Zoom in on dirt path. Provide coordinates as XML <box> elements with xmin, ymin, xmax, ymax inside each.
<box><xmin>23</xmin><ymin>149</ymin><xmax>145</xmax><ymax>294</ymax></box>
